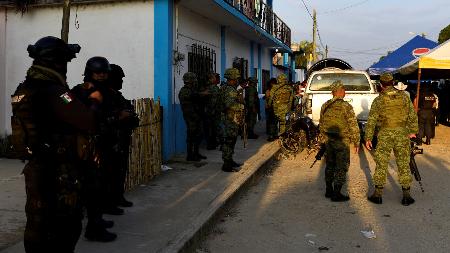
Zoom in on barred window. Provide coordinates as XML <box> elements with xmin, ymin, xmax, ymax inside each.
<box><xmin>188</xmin><ymin>44</ymin><xmax>216</xmax><ymax>89</ymax></box>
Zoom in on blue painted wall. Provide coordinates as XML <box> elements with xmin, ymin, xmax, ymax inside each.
<box><xmin>250</xmin><ymin>41</ymin><xmax>255</xmax><ymax>77</ymax></box>
<box><xmin>154</xmin><ymin>0</ymin><xmax>174</xmax><ymax>161</ymax></box>
<box><xmin>221</xmin><ymin>26</ymin><xmax>226</xmax><ymax>81</ymax></box>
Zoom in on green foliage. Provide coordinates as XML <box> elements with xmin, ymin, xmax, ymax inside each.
<box><xmin>438</xmin><ymin>24</ymin><xmax>450</xmax><ymax>44</ymax></box>
<box><xmin>293</xmin><ymin>40</ymin><xmax>314</xmax><ymax>69</ymax></box>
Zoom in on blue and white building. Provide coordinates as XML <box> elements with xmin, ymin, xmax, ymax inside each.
<box><xmin>0</xmin><ymin>0</ymin><xmax>294</xmax><ymax>160</ymax></box>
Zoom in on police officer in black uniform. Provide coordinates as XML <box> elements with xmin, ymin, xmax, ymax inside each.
<box><xmin>71</xmin><ymin>57</ymin><xmax>120</xmax><ymax>242</ymax></box>
<box><xmin>106</xmin><ymin>64</ymin><xmax>139</xmax><ymax>208</ymax></box>
<box><xmin>11</xmin><ymin>36</ymin><xmax>97</xmax><ymax>253</ymax></box>
<box><xmin>417</xmin><ymin>86</ymin><xmax>436</xmax><ymax>145</ymax></box>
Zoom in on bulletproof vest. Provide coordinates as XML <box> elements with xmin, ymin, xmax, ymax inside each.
<box><xmin>379</xmin><ymin>90</ymin><xmax>408</xmax><ymax>128</ymax></box>
<box><xmin>10</xmin><ymin>81</ymin><xmax>39</xmax><ymax>159</ymax></box>
<box><xmin>321</xmin><ymin>100</ymin><xmax>347</xmax><ymax>137</ymax></box>
<box><xmin>274</xmin><ymin>85</ymin><xmax>292</xmax><ymax>104</ymax></box>
<box><xmin>419</xmin><ymin>92</ymin><xmax>436</xmax><ymax>110</ymax></box>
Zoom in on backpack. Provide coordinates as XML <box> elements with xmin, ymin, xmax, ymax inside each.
<box><xmin>10</xmin><ymin>81</ymin><xmax>39</xmax><ymax>159</ymax></box>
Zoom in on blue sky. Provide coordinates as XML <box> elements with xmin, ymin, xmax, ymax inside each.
<box><xmin>273</xmin><ymin>0</ymin><xmax>450</xmax><ymax>69</ymax></box>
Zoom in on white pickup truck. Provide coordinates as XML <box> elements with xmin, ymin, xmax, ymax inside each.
<box><xmin>303</xmin><ymin>59</ymin><xmax>378</xmax><ymax>127</ymax></box>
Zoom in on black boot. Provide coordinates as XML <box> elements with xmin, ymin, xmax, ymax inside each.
<box><xmin>368</xmin><ymin>186</ymin><xmax>383</xmax><ymax>204</ymax></box>
<box><xmin>85</xmin><ymin>223</ymin><xmax>117</xmax><ymax>242</ymax></box>
<box><xmin>194</xmin><ymin>143</ymin><xmax>207</xmax><ymax>160</ymax></box>
<box><xmin>425</xmin><ymin>138</ymin><xmax>431</xmax><ymax>145</ymax></box>
<box><xmin>231</xmin><ymin>160</ymin><xmax>243</xmax><ymax>168</ymax></box>
<box><xmin>325</xmin><ymin>182</ymin><xmax>333</xmax><ymax>198</ymax></box>
<box><xmin>331</xmin><ymin>184</ymin><xmax>350</xmax><ymax>202</ymax></box>
<box><xmin>100</xmin><ymin>218</ymin><xmax>114</xmax><ymax>229</ymax></box>
<box><xmin>118</xmin><ymin>195</ymin><xmax>133</xmax><ymax>207</ymax></box>
<box><xmin>222</xmin><ymin>161</ymin><xmax>241</xmax><ymax>172</ymax></box>
<box><xmin>103</xmin><ymin>206</ymin><xmax>124</xmax><ymax>215</ymax></box>
<box><xmin>247</xmin><ymin>130</ymin><xmax>259</xmax><ymax>139</ymax></box>
<box><xmin>187</xmin><ymin>142</ymin><xmax>200</xmax><ymax>161</ymax></box>
<box><xmin>401</xmin><ymin>187</ymin><xmax>415</xmax><ymax>206</ymax></box>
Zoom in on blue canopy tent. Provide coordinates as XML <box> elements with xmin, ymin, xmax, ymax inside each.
<box><xmin>368</xmin><ymin>35</ymin><xmax>438</xmax><ymax>76</ymax></box>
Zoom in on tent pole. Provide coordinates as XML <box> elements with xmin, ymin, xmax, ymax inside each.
<box><xmin>414</xmin><ymin>68</ymin><xmax>422</xmax><ymax>111</ymax></box>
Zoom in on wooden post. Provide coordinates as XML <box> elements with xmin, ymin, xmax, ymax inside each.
<box><xmin>61</xmin><ymin>0</ymin><xmax>71</xmax><ymax>43</ymax></box>
<box><xmin>414</xmin><ymin>68</ymin><xmax>422</xmax><ymax>111</ymax></box>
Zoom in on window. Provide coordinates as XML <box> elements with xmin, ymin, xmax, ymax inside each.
<box><xmin>188</xmin><ymin>44</ymin><xmax>216</xmax><ymax>89</ymax></box>
<box><xmin>232</xmin><ymin>57</ymin><xmax>248</xmax><ymax>80</ymax></box>
<box><xmin>309</xmin><ymin>73</ymin><xmax>371</xmax><ymax>91</ymax></box>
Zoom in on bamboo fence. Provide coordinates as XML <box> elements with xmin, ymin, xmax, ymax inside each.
<box><xmin>125</xmin><ymin>98</ymin><xmax>162</xmax><ymax>190</ymax></box>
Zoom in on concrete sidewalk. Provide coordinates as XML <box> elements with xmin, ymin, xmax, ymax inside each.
<box><xmin>1</xmin><ymin>125</ymin><xmax>279</xmax><ymax>253</ymax></box>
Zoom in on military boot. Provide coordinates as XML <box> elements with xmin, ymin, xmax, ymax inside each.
<box><xmin>368</xmin><ymin>186</ymin><xmax>383</xmax><ymax>204</ymax></box>
<box><xmin>194</xmin><ymin>144</ymin><xmax>207</xmax><ymax>160</ymax></box>
<box><xmin>222</xmin><ymin>161</ymin><xmax>241</xmax><ymax>172</ymax></box>
<box><xmin>401</xmin><ymin>187</ymin><xmax>415</xmax><ymax>206</ymax></box>
<box><xmin>186</xmin><ymin>143</ymin><xmax>200</xmax><ymax>161</ymax></box>
<box><xmin>231</xmin><ymin>160</ymin><xmax>243</xmax><ymax>168</ymax></box>
<box><xmin>85</xmin><ymin>223</ymin><xmax>117</xmax><ymax>242</ymax></box>
<box><xmin>425</xmin><ymin>138</ymin><xmax>431</xmax><ymax>145</ymax></box>
<box><xmin>331</xmin><ymin>184</ymin><xmax>350</xmax><ymax>202</ymax></box>
<box><xmin>325</xmin><ymin>182</ymin><xmax>333</xmax><ymax>198</ymax></box>
<box><xmin>247</xmin><ymin>130</ymin><xmax>259</xmax><ymax>139</ymax></box>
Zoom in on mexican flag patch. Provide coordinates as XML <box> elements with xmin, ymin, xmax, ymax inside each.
<box><xmin>60</xmin><ymin>92</ymin><xmax>73</xmax><ymax>104</ymax></box>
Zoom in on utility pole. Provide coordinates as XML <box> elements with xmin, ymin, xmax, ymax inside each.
<box><xmin>312</xmin><ymin>9</ymin><xmax>317</xmax><ymax>62</ymax></box>
<box><xmin>61</xmin><ymin>0</ymin><xmax>71</xmax><ymax>43</ymax></box>
<box><xmin>325</xmin><ymin>45</ymin><xmax>328</xmax><ymax>58</ymax></box>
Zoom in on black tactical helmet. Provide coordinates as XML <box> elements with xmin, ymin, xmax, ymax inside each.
<box><xmin>27</xmin><ymin>36</ymin><xmax>81</xmax><ymax>63</ymax></box>
<box><xmin>110</xmin><ymin>64</ymin><xmax>125</xmax><ymax>78</ymax></box>
<box><xmin>84</xmin><ymin>56</ymin><xmax>111</xmax><ymax>76</ymax></box>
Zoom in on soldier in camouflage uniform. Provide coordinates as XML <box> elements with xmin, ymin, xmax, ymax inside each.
<box><xmin>268</xmin><ymin>74</ymin><xmax>293</xmax><ymax>135</ymax></box>
<box><xmin>205</xmin><ymin>73</ymin><xmax>221</xmax><ymax>150</ymax></box>
<box><xmin>365</xmin><ymin>73</ymin><xmax>418</xmax><ymax>206</ymax></box>
<box><xmin>319</xmin><ymin>81</ymin><xmax>360</xmax><ymax>202</ymax></box>
<box><xmin>220</xmin><ymin>68</ymin><xmax>245</xmax><ymax>172</ymax></box>
<box><xmin>245</xmin><ymin>77</ymin><xmax>260</xmax><ymax>139</ymax></box>
<box><xmin>179</xmin><ymin>72</ymin><xmax>207</xmax><ymax>161</ymax></box>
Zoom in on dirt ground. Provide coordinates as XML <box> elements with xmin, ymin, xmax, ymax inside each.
<box><xmin>200</xmin><ymin>125</ymin><xmax>450</xmax><ymax>253</ymax></box>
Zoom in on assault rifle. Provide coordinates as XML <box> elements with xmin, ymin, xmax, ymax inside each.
<box><xmin>309</xmin><ymin>143</ymin><xmax>326</xmax><ymax>168</ymax></box>
<box><xmin>410</xmin><ymin>138</ymin><xmax>424</xmax><ymax>192</ymax></box>
<box><xmin>242</xmin><ymin>109</ymin><xmax>248</xmax><ymax>149</ymax></box>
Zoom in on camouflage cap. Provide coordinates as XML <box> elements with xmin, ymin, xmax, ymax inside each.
<box><xmin>248</xmin><ymin>77</ymin><xmax>258</xmax><ymax>84</ymax></box>
<box><xmin>224</xmin><ymin>68</ymin><xmax>240</xmax><ymax>80</ymax></box>
<box><xmin>380</xmin><ymin>72</ymin><xmax>394</xmax><ymax>83</ymax></box>
<box><xmin>183</xmin><ymin>72</ymin><xmax>197</xmax><ymax>83</ymax></box>
<box><xmin>277</xmin><ymin>74</ymin><xmax>288</xmax><ymax>85</ymax></box>
<box><xmin>330</xmin><ymin>80</ymin><xmax>344</xmax><ymax>92</ymax></box>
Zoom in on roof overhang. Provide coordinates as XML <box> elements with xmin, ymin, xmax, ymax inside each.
<box><xmin>179</xmin><ymin>0</ymin><xmax>292</xmax><ymax>54</ymax></box>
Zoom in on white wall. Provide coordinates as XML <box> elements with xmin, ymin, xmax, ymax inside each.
<box><xmin>0</xmin><ymin>8</ymin><xmax>6</xmax><ymax>134</ymax></box>
<box><xmin>2</xmin><ymin>1</ymin><xmax>154</xmax><ymax>133</ymax></box>
<box><xmin>174</xmin><ymin>5</ymin><xmax>221</xmax><ymax>103</ymax></box>
<box><xmin>226</xmin><ymin>29</ymin><xmax>251</xmax><ymax>74</ymax></box>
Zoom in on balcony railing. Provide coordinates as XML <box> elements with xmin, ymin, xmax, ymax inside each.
<box><xmin>224</xmin><ymin>0</ymin><xmax>291</xmax><ymax>47</ymax></box>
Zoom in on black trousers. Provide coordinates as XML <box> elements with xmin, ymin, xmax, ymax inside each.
<box><xmin>418</xmin><ymin>109</ymin><xmax>434</xmax><ymax>140</ymax></box>
<box><xmin>23</xmin><ymin>158</ymin><xmax>82</xmax><ymax>253</ymax></box>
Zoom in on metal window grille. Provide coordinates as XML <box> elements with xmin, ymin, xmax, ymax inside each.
<box><xmin>188</xmin><ymin>43</ymin><xmax>216</xmax><ymax>90</ymax></box>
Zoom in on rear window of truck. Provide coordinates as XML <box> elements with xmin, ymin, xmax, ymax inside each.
<box><xmin>309</xmin><ymin>73</ymin><xmax>371</xmax><ymax>91</ymax></box>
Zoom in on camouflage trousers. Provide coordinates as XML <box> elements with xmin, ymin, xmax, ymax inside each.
<box><xmin>185</xmin><ymin>119</ymin><xmax>202</xmax><ymax>144</ymax></box>
<box><xmin>325</xmin><ymin>138</ymin><xmax>350</xmax><ymax>185</ymax></box>
<box><xmin>222</xmin><ymin>120</ymin><xmax>239</xmax><ymax>162</ymax></box>
<box><xmin>246</xmin><ymin>112</ymin><xmax>257</xmax><ymax>133</ymax></box>
<box><xmin>23</xmin><ymin>157</ymin><xmax>83</xmax><ymax>253</ymax></box>
<box><xmin>265</xmin><ymin>108</ymin><xmax>278</xmax><ymax>137</ymax></box>
<box><xmin>274</xmin><ymin>110</ymin><xmax>288</xmax><ymax>135</ymax></box>
<box><xmin>373</xmin><ymin>129</ymin><xmax>412</xmax><ymax>188</ymax></box>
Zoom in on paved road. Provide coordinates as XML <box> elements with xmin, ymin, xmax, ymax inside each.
<box><xmin>200</xmin><ymin>126</ymin><xmax>450</xmax><ymax>253</ymax></box>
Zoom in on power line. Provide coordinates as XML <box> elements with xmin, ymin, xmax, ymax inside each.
<box><xmin>300</xmin><ymin>0</ymin><xmax>314</xmax><ymax>20</ymax></box>
<box><xmin>299</xmin><ymin>0</ymin><xmax>326</xmax><ymax>51</ymax></box>
<box><xmin>321</xmin><ymin>0</ymin><xmax>372</xmax><ymax>15</ymax></box>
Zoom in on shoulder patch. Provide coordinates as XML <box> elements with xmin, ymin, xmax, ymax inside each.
<box><xmin>60</xmin><ymin>92</ymin><xmax>73</xmax><ymax>104</ymax></box>
<box><xmin>11</xmin><ymin>94</ymin><xmax>25</xmax><ymax>103</ymax></box>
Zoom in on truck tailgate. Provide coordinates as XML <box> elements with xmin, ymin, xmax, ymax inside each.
<box><xmin>310</xmin><ymin>93</ymin><xmax>378</xmax><ymax>125</ymax></box>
